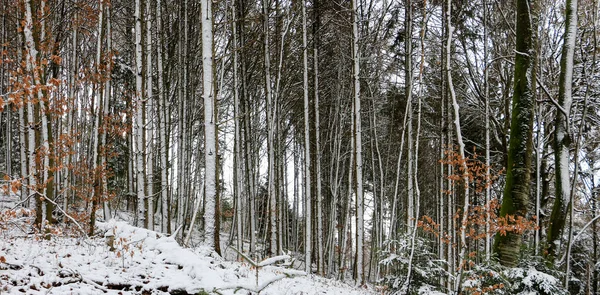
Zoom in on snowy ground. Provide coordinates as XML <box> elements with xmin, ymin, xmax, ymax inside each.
<box><xmin>0</xmin><ymin>194</ymin><xmax>375</xmax><ymax>295</ymax></box>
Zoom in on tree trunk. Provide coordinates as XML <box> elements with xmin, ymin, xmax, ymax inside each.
<box><xmin>313</xmin><ymin>0</ymin><xmax>324</xmax><ymax>275</ymax></box>
<box><xmin>263</xmin><ymin>0</ymin><xmax>277</xmax><ymax>257</ymax></box>
<box><xmin>445</xmin><ymin>0</ymin><xmax>471</xmax><ymax>290</ymax></box>
<box><xmin>352</xmin><ymin>0</ymin><xmax>364</xmax><ymax>285</ymax></box>
<box><xmin>156</xmin><ymin>0</ymin><xmax>169</xmax><ymax>233</ymax></box>
<box><xmin>493</xmin><ymin>0</ymin><xmax>535</xmax><ymax>268</ymax></box>
<box><xmin>302</xmin><ymin>0</ymin><xmax>312</xmax><ymax>273</ymax></box>
<box><xmin>546</xmin><ymin>0</ymin><xmax>577</xmax><ymax>261</ymax></box>
<box><xmin>145</xmin><ymin>0</ymin><xmax>155</xmax><ymax>231</ymax></box>
<box><xmin>202</xmin><ymin>0</ymin><xmax>219</xmax><ymax>253</ymax></box>
<box><xmin>134</xmin><ymin>0</ymin><xmax>146</xmax><ymax>228</ymax></box>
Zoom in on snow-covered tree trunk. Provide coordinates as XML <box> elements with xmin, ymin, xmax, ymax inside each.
<box><xmin>327</xmin><ymin>82</ymin><xmax>343</xmax><ymax>277</ymax></box>
<box><xmin>102</xmin><ymin>7</ymin><xmax>113</xmax><ymax>220</ymax></box>
<box><xmin>301</xmin><ymin>0</ymin><xmax>311</xmax><ymax>273</ymax></box>
<box><xmin>404</xmin><ymin>6</ymin><xmax>427</xmax><ymax>289</ymax></box>
<box><xmin>23</xmin><ymin>0</ymin><xmax>39</xmax><ymax>217</ymax></box>
<box><xmin>18</xmin><ymin>81</ymin><xmax>28</xmax><ymax>201</ymax></box>
<box><xmin>156</xmin><ymin>0</ymin><xmax>169</xmax><ymax>233</ymax></box>
<box><xmin>405</xmin><ymin>0</ymin><xmax>415</xmax><ymax>233</ymax></box>
<box><xmin>176</xmin><ymin>0</ymin><xmax>187</xmax><ymax>235</ymax></box>
<box><xmin>262</xmin><ymin>0</ymin><xmax>277</xmax><ymax>257</ymax></box>
<box><xmin>445</xmin><ymin>0</ymin><xmax>471</xmax><ymax>291</ymax></box>
<box><xmin>89</xmin><ymin>0</ymin><xmax>104</xmax><ymax>235</ymax></box>
<box><xmin>145</xmin><ymin>0</ymin><xmax>155</xmax><ymax>231</ymax></box>
<box><xmin>313</xmin><ymin>0</ymin><xmax>324</xmax><ymax>275</ymax></box>
<box><xmin>546</xmin><ymin>0</ymin><xmax>578</xmax><ymax>261</ymax></box>
<box><xmin>232</xmin><ymin>0</ymin><xmax>244</xmax><ymax>254</ymax></box>
<box><xmin>201</xmin><ymin>0</ymin><xmax>218</xmax><ymax>252</ymax></box>
<box><xmin>483</xmin><ymin>0</ymin><xmax>491</xmax><ymax>261</ymax></box>
<box><xmin>134</xmin><ymin>0</ymin><xmax>146</xmax><ymax>228</ymax></box>
<box><xmin>388</xmin><ymin>84</ymin><xmax>410</xmax><ymax>240</ymax></box>
<box><xmin>352</xmin><ymin>0</ymin><xmax>364</xmax><ymax>285</ymax></box>
<box><xmin>339</xmin><ymin>99</ymin><xmax>354</xmax><ymax>281</ymax></box>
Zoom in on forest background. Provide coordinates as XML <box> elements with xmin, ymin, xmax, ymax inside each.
<box><xmin>0</xmin><ymin>0</ymin><xmax>599</xmax><ymax>294</ymax></box>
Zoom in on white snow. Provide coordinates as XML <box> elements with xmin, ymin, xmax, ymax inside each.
<box><xmin>0</xmin><ymin>214</ymin><xmax>374</xmax><ymax>295</ymax></box>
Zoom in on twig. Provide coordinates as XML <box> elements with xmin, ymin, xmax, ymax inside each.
<box><xmin>216</xmin><ymin>274</ymin><xmax>299</xmax><ymax>294</ymax></box>
<box><xmin>10</xmin><ymin>193</ymin><xmax>34</xmax><ymax>210</ymax></box>
<box><xmin>535</xmin><ymin>76</ymin><xmax>569</xmax><ymax>118</ymax></box>
<box><xmin>30</xmin><ymin>188</ymin><xmax>88</xmax><ymax>238</ymax></box>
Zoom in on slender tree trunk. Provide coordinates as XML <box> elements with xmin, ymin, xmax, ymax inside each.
<box><xmin>63</xmin><ymin>22</ymin><xmax>76</xmax><ymax>219</ymax></box>
<box><xmin>483</xmin><ymin>0</ymin><xmax>491</xmax><ymax>261</ymax></box>
<box><xmin>102</xmin><ymin>6</ymin><xmax>113</xmax><ymax>220</ymax></box>
<box><xmin>313</xmin><ymin>0</ymin><xmax>324</xmax><ymax>275</ymax></box>
<box><xmin>445</xmin><ymin>0</ymin><xmax>471</xmax><ymax>291</ymax></box>
<box><xmin>405</xmin><ymin>0</ymin><xmax>415</xmax><ymax>232</ymax></box>
<box><xmin>232</xmin><ymin>0</ymin><xmax>244</xmax><ymax>256</ymax></box>
<box><xmin>23</xmin><ymin>0</ymin><xmax>39</xmax><ymax>222</ymax></box>
<box><xmin>176</xmin><ymin>0</ymin><xmax>187</xmax><ymax>236</ymax></box>
<box><xmin>263</xmin><ymin>0</ymin><xmax>278</xmax><ymax>257</ymax></box>
<box><xmin>89</xmin><ymin>0</ymin><xmax>104</xmax><ymax>235</ymax></box>
<box><xmin>156</xmin><ymin>0</ymin><xmax>169</xmax><ymax>233</ymax></box>
<box><xmin>546</xmin><ymin>0</ymin><xmax>578</xmax><ymax>261</ymax></box>
<box><xmin>201</xmin><ymin>0</ymin><xmax>219</xmax><ymax>254</ymax></box>
<box><xmin>145</xmin><ymin>0</ymin><xmax>155</xmax><ymax>231</ymax></box>
<box><xmin>590</xmin><ymin>4</ymin><xmax>598</xmax><ymax>292</ymax></box>
<box><xmin>19</xmin><ymin>80</ymin><xmax>28</xmax><ymax>202</ymax></box>
<box><xmin>134</xmin><ymin>0</ymin><xmax>146</xmax><ymax>228</ymax></box>
<box><xmin>302</xmin><ymin>0</ymin><xmax>312</xmax><ymax>273</ymax></box>
<box><xmin>352</xmin><ymin>0</ymin><xmax>364</xmax><ymax>285</ymax></box>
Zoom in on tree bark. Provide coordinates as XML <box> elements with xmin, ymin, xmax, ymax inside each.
<box><xmin>546</xmin><ymin>0</ymin><xmax>578</xmax><ymax>261</ymax></box>
<box><xmin>301</xmin><ymin>0</ymin><xmax>312</xmax><ymax>273</ymax></box>
<box><xmin>493</xmin><ymin>0</ymin><xmax>535</xmax><ymax>268</ymax></box>
<box><xmin>352</xmin><ymin>0</ymin><xmax>364</xmax><ymax>285</ymax></box>
<box><xmin>134</xmin><ymin>0</ymin><xmax>146</xmax><ymax>228</ymax></box>
<box><xmin>202</xmin><ymin>0</ymin><xmax>219</xmax><ymax>253</ymax></box>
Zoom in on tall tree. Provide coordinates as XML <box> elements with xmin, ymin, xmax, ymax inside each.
<box><xmin>545</xmin><ymin>0</ymin><xmax>578</xmax><ymax>261</ymax></box>
<box><xmin>352</xmin><ymin>0</ymin><xmax>364</xmax><ymax>285</ymax></box>
<box><xmin>493</xmin><ymin>0</ymin><xmax>535</xmax><ymax>267</ymax></box>
<box><xmin>134</xmin><ymin>0</ymin><xmax>146</xmax><ymax>228</ymax></box>
<box><xmin>301</xmin><ymin>0</ymin><xmax>312</xmax><ymax>273</ymax></box>
<box><xmin>202</xmin><ymin>0</ymin><xmax>219</xmax><ymax>254</ymax></box>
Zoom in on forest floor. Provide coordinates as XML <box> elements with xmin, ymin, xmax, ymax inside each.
<box><xmin>0</xmin><ymin>193</ymin><xmax>376</xmax><ymax>295</ymax></box>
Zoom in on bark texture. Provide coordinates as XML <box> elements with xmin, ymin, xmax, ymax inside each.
<box><xmin>493</xmin><ymin>0</ymin><xmax>535</xmax><ymax>267</ymax></box>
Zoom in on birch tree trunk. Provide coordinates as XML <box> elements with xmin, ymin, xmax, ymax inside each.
<box><xmin>352</xmin><ymin>0</ymin><xmax>364</xmax><ymax>285</ymax></box>
<box><xmin>145</xmin><ymin>0</ymin><xmax>155</xmax><ymax>231</ymax></box>
<box><xmin>134</xmin><ymin>0</ymin><xmax>146</xmax><ymax>228</ymax></box>
<box><xmin>201</xmin><ymin>0</ymin><xmax>219</xmax><ymax>253</ymax></box>
<box><xmin>23</xmin><ymin>0</ymin><xmax>40</xmax><ymax>221</ymax></box>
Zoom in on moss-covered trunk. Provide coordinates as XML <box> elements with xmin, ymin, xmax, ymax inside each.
<box><xmin>493</xmin><ymin>0</ymin><xmax>535</xmax><ymax>267</ymax></box>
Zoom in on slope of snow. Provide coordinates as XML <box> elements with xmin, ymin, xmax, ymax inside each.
<box><xmin>0</xmin><ymin>215</ymin><xmax>374</xmax><ymax>295</ymax></box>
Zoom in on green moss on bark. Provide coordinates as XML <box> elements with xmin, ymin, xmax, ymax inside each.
<box><xmin>493</xmin><ymin>0</ymin><xmax>535</xmax><ymax>267</ymax></box>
